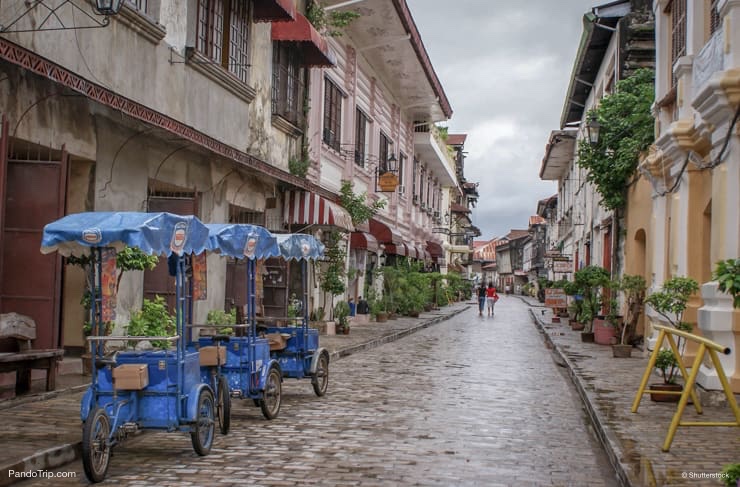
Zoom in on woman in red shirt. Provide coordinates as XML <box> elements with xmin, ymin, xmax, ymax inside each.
<box><xmin>485</xmin><ymin>282</ymin><xmax>498</xmax><ymax>316</ymax></box>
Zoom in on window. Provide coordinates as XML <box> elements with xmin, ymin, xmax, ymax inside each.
<box><xmin>127</xmin><ymin>0</ymin><xmax>147</xmax><ymax>12</ymax></box>
<box><xmin>398</xmin><ymin>152</ymin><xmax>406</xmax><ymax>190</ymax></box>
<box><xmin>323</xmin><ymin>78</ymin><xmax>342</xmax><ymax>151</ymax></box>
<box><xmin>197</xmin><ymin>0</ymin><xmax>251</xmax><ymax>84</ymax></box>
<box><xmin>272</xmin><ymin>42</ymin><xmax>304</xmax><ymax>127</ymax></box>
<box><xmin>379</xmin><ymin>133</ymin><xmax>390</xmax><ymax>173</ymax></box>
<box><xmin>709</xmin><ymin>0</ymin><xmax>721</xmax><ymax>35</ymax></box>
<box><xmin>419</xmin><ymin>166</ymin><xmax>425</xmax><ymax>204</ymax></box>
<box><xmin>666</xmin><ymin>0</ymin><xmax>686</xmax><ymax>86</ymax></box>
<box><xmin>229</xmin><ymin>205</ymin><xmax>264</xmax><ymax>225</ymax></box>
<box><xmin>355</xmin><ymin>109</ymin><xmax>369</xmax><ymax>167</ymax></box>
<box><xmin>412</xmin><ymin>157</ymin><xmax>419</xmax><ymax>202</ymax></box>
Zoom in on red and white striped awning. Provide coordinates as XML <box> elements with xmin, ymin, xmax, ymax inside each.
<box><xmin>284</xmin><ymin>191</ymin><xmax>354</xmax><ymax>232</ymax></box>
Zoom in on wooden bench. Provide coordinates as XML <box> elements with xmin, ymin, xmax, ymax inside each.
<box><xmin>0</xmin><ymin>313</ymin><xmax>64</xmax><ymax>395</ymax></box>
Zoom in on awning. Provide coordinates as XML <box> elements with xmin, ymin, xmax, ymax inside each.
<box><xmin>406</xmin><ymin>245</ymin><xmax>418</xmax><ymax>259</ymax></box>
<box><xmin>385</xmin><ymin>243</ymin><xmax>407</xmax><ymax>256</ymax></box>
<box><xmin>271</xmin><ymin>13</ymin><xmax>335</xmax><ymax>67</ymax></box>
<box><xmin>426</xmin><ymin>240</ymin><xmax>444</xmax><ymax>258</ymax></box>
<box><xmin>423</xmin><ymin>250</ymin><xmax>432</xmax><ymax>261</ymax></box>
<box><xmin>284</xmin><ymin>191</ymin><xmax>354</xmax><ymax>232</ymax></box>
<box><xmin>253</xmin><ymin>0</ymin><xmax>296</xmax><ymax>22</ymax></box>
<box><xmin>350</xmin><ymin>232</ymin><xmax>379</xmax><ymax>253</ymax></box>
<box><xmin>369</xmin><ymin>218</ymin><xmax>404</xmax><ymax>246</ymax></box>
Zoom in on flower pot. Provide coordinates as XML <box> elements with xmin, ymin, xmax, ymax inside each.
<box><xmin>423</xmin><ymin>304</ymin><xmax>433</xmax><ymax>312</ymax></box>
<box><xmin>81</xmin><ymin>353</ymin><xmax>92</xmax><ymax>376</ymax></box>
<box><xmin>593</xmin><ymin>321</ymin><xmax>617</xmax><ymax>345</ymax></box>
<box><xmin>342</xmin><ymin>326</ymin><xmax>350</xmax><ymax>335</ymax></box>
<box><xmin>612</xmin><ymin>344</ymin><xmax>633</xmax><ymax>358</ymax></box>
<box><xmin>581</xmin><ymin>332</ymin><xmax>595</xmax><ymax>343</ymax></box>
<box><xmin>551</xmin><ymin>317</ymin><xmax>561</xmax><ymax>323</ymax></box>
<box><xmin>571</xmin><ymin>321</ymin><xmax>585</xmax><ymax>331</ymax></box>
<box><xmin>408</xmin><ymin>310</ymin><xmax>420</xmax><ymax>318</ymax></box>
<box><xmin>649</xmin><ymin>383</ymin><xmax>683</xmax><ymax>402</ymax></box>
<box><xmin>376</xmin><ymin>312</ymin><xmax>388</xmax><ymax>323</ymax></box>
<box><xmin>325</xmin><ymin>321</ymin><xmax>336</xmax><ymax>336</ymax></box>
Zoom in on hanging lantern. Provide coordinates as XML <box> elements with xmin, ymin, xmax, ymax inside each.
<box><xmin>94</xmin><ymin>0</ymin><xmax>125</xmax><ymax>15</ymax></box>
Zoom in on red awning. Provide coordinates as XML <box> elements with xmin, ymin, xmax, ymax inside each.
<box><xmin>385</xmin><ymin>243</ymin><xmax>408</xmax><ymax>256</ymax></box>
<box><xmin>423</xmin><ymin>250</ymin><xmax>432</xmax><ymax>261</ymax></box>
<box><xmin>426</xmin><ymin>240</ymin><xmax>444</xmax><ymax>258</ymax></box>
<box><xmin>350</xmin><ymin>232</ymin><xmax>379</xmax><ymax>252</ymax></box>
<box><xmin>284</xmin><ymin>191</ymin><xmax>354</xmax><ymax>232</ymax></box>
<box><xmin>253</xmin><ymin>0</ymin><xmax>296</xmax><ymax>22</ymax></box>
<box><xmin>369</xmin><ymin>218</ymin><xmax>404</xmax><ymax>246</ymax></box>
<box><xmin>271</xmin><ymin>13</ymin><xmax>335</xmax><ymax>67</ymax></box>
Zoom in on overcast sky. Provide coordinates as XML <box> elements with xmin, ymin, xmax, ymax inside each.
<box><xmin>406</xmin><ymin>0</ymin><xmax>598</xmax><ymax>240</ymax></box>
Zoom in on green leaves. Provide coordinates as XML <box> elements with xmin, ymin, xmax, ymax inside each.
<box><xmin>644</xmin><ymin>276</ymin><xmax>699</xmax><ymax>327</ymax></box>
<box><xmin>576</xmin><ymin>68</ymin><xmax>655</xmax><ymax>210</ymax></box>
<box><xmin>339</xmin><ymin>180</ymin><xmax>386</xmax><ymax>227</ymax></box>
<box><xmin>713</xmin><ymin>258</ymin><xmax>740</xmax><ymax>309</ymax></box>
<box><xmin>126</xmin><ymin>296</ymin><xmax>175</xmax><ymax>348</ymax></box>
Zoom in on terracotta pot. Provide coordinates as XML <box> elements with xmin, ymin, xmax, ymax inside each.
<box><xmin>342</xmin><ymin>326</ymin><xmax>350</xmax><ymax>335</ymax></box>
<box><xmin>594</xmin><ymin>321</ymin><xmax>617</xmax><ymax>345</ymax></box>
<box><xmin>612</xmin><ymin>344</ymin><xmax>632</xmax><ymax>358</ymax></box>
<box><xmin>376</xmin><ymin>312</ymin><xmax>388</xmax><ymax>323</ymax></box>
<box><xmin>408</xmin><ymin>311</ymin><xmax>420</xmax><ymax>318</ymax></box>
<box><xmin>552</xmin><ymin>317</ymin><xmax>561</xmax><ymax>323</ymax></box>
<box><xmin>649</xmin><ymin>383</ymin><xmax>683</xmax><ymax>402</ymax></box>
<box><xmin>571</xmin><ymin>321</ymin><xmax>585</xmax><ymax>331</ymax></box>
<box><xmin>581</xmin><ymin>332</ymin><xmax>595</xmax><ymax>343</ymax></box>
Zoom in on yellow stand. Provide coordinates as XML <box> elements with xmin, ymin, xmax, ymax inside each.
<box><xmin>631</xmin><ymin>324</ymin><xmax>740</xmax><ymax>452</ymax></box>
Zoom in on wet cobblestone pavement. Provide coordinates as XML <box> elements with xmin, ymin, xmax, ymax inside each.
<box><xmin>16</xmin><ymin>297</ymin><xmax>618</xmax><ymax>486</ymax></box>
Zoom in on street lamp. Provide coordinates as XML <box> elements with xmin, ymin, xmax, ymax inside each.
<box><xmin>586</xmin><ymin>115</ymin><xmax>601</xmax><ymax>146</ymax></box>
<box><xmin>94</xmin><ymin>0</ymin><xmax>125</xmax><ymax>15</ymax></box>
<box><xmin>384</xmin><ymin>153</ymin><xmax>398</xmax><ymax>174</ymax></box>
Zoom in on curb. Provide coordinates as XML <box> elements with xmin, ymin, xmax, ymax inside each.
<box><xmin>1</xmin><ymin>444</ymin><xmax>81</xmax><ymax>487</ymax></box>
<box><xmin>329</xmin><ymin>305</ymin><xmax>471</xmax><ymax>362</ymax></box>
<box><xmin>0</xmin><ymin>384</ymin><xmax>89</xmax><ymax>412</ymax></box>
<box><xmin>528</xmin><ymin>308</ymin><xmax>633</xmax><ymax>487</ymax></box>
<box><xmin>1</xmin><ymin>304</ymin><xmax>470</xmax><ymax>485</ymax></box>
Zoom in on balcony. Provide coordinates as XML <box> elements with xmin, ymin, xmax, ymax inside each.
<box><xmin>413</xmin><ymin>124</ymin><xmax>457</xmax><ymax>187</ymax></box>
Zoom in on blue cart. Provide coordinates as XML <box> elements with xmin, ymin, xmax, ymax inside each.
<box><xmin>261</xmin><ymin>233</ymin><xmax>329</xmax><ymax>396</ymax></box>
<box><xmin>41</xmin><ymin>212</ymin><xmax>216</xmax><ymax>483</ymax></box>
<box><xmin>193</xmin><ymin>223</ymin><xmax>284</xmax><ymax>425</ymax></box>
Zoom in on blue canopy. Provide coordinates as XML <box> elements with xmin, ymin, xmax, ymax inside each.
<box><xmin>40</xmin><ymin>212</ymin><xmax>210</xmax><ymax>257</ymax></box>
<box><xmin>205</xmin><ymin>224</ymin><xmax>281</xmax><ymax>260</ymax></box>
<box><xmin>276</xmin><ymin>233</ymin><xmax>325</xmax><ymax>261</ymax></box>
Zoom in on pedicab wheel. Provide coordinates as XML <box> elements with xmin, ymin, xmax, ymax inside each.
<box><xmin>190</xmin><ymin>389</ymin><xmax>215</xmax><ymax>456</ymax></box>
<box><xmin>217</xmin><ymin>375</ymin><xmax>231</xmax><ymax>435</ymax></box>
<box><xmin>259</xmin><ymin>365</ymin><xmax>282</xmax><ymax>420</ymax></box>
<box><xmin>311</xmin><ymin>352</ymin><xmax>329</xmax><ymax>397</ymax></box>
<box><xmin>82</xmin><ymin>407</ymin><xmax>111</xmax><ymax>483</ymax></box>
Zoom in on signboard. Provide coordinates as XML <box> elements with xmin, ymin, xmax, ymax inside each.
<box><xmin>545</xmin><ymin>288</ymin><xmax>567</xmax><ymax>308</ymax></box>
<box><xmin>377</xmin><ymin>172</ymin><xmax>399</xmax><ymax>192</ymax></box>
<box><xmin>553</xmin><ymin>260</ymin><xmax>573</xmax><ymax>273</ymax></box>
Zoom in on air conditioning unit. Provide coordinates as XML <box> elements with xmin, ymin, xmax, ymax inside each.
<box><xmin>398</xmin><ymin>185</ymin><xmax>406</xmax><ymax>194</ymax></box>
<box><xmin>420</xmin><ymin>202</ymin><xmax>426</xmax><ymax>210</ymax></box>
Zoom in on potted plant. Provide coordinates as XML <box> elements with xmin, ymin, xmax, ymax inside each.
<box><xmin>644</xmin><ymin>276</ymin><xmax>699</xmax><ymax>401</ymax></box>
<box><xmin>204</xmin><ymin>308</ymin><xmax>236</xmax><ymax>335</ymax></box>
<box><xmin>713</xmin><ymin>258</ymin><xmax>740</xmax><ymax>309</ymax></box>
<box><xmin>309</xmin><ymin>306</ymin><xmax>327</xmax><ymax>334</ymax></box>
<box><xmin>333</xmin><ymin>300</ymin><xmax>350</xmax><ymax>334</ymax></box>
<box><xmin>574</xmin><ymin>265</ymin><xmax>610</xmax><ymax>342</ymax></box>
<box><xmin>126</xmin><ymin>295</ymin><xmax>176</xmax><ymax>349</ymax></box>
<box><xmin>612</xmin><ymin>274</ymin><xmax>646</xmax><ymax>358</ymax></box>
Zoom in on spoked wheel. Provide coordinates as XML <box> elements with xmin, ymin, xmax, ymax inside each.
<box><xmin>82</xmin><ymin>407</ymin><xmax>112</xmax><ymax>483</ymax></box>
<box><xmin>312</xmin><ymin>352</ymin><xmax>329</xmax><ymax>397</ymax></box>
<box><xmin>190</xmin><ymin>389</ymin><xmax>215</xmax><ymax>456</ymax></box>
<box><xmin>259</xmin><ymin>365</ymin><xmax>282</xmax><ymax>420</ymax></box>
<box><xmin>216</xmin><ymin>375</ymin><xmax>231</xmax><ymax>435</ymax></box>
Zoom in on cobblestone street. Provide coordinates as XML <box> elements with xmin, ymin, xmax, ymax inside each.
<box><xmin>21</xmin><ymin>297</ymin><xmax>618</xmax><ymax>486</ymax></box>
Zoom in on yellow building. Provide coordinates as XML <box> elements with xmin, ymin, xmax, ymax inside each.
<box><xmin>641</xmin><ymin>0</ymin><xmax>739</xmax><ymax>392</ymax></box>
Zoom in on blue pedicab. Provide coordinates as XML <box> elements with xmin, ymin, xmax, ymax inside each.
<box><xmin>260</xmin><ymin>233</ymin><xmax>330</xmax><ymax>397</ymax></box>
<box><xmin>40</xmin><ymin>212</ymin><xmax>215</xmax><ymax>483</ymax></box>
<box><xmin>194</xmin><ymin>223</ymin><xmax>284</xmax><ymax>423</ymax></box>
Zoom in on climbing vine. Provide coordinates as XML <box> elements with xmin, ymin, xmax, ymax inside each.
<box><xmin>576</xmin><ymin>68</ymin><xmax>655</xmax><ymax>211</ymax></box>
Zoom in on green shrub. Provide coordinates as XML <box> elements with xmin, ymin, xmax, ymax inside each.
<box><xmin>126</xmin><ymin>296</ymin><xmax>175</xmax><ymax>348</ymax></box>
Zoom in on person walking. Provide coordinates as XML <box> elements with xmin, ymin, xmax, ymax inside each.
<box><xmin>477</xmin><ymin>283</ymin><xmax>487</xmax><ymax>316</ymax></box>
<box><xmin>485</xmin><ymin>282</ymin><xmax>498</xmax><ymax>316</ymax></box>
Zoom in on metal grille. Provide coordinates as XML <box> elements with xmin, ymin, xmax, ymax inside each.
<box><xmin>323</xmin><ymin>78</ymin><xmax>342</xmax><ymax>151</ymax></box>
<box><xmin>229</xmin><ymin>206</ymin><xmax>264</xmax><ymax>225</ymax></box>
<box><xmin>272</xmin><ymin>42</ymin><xmax>304</xmax><ymax>126</ymax></box>
<box><xmin>228</xmin><ymin>0</ymin><xmax>250</xmax><ymax>83</ymax></box>
<box><xmin>668</xmin><ymin>0</ymin><xmax>686</xmax><ymax>86</ymax></box>
<box><xmin>709</xmin><ymin>0</ymin><xmax>721</xmax><ymax>34</ymax></box>
<box><xmin>149</xmin><ymin>190</ymin><xmax>196</xmax><ymax>200</ymax></box>
<box><xmin>378</xmin><ymin>132</ymin><xmax>390</xmax><ymax>173</ymax></box>
<box><xmin>398</xmin><ymin>152</ymin><xmax>406</xmax><ymax>188</ymax></box>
